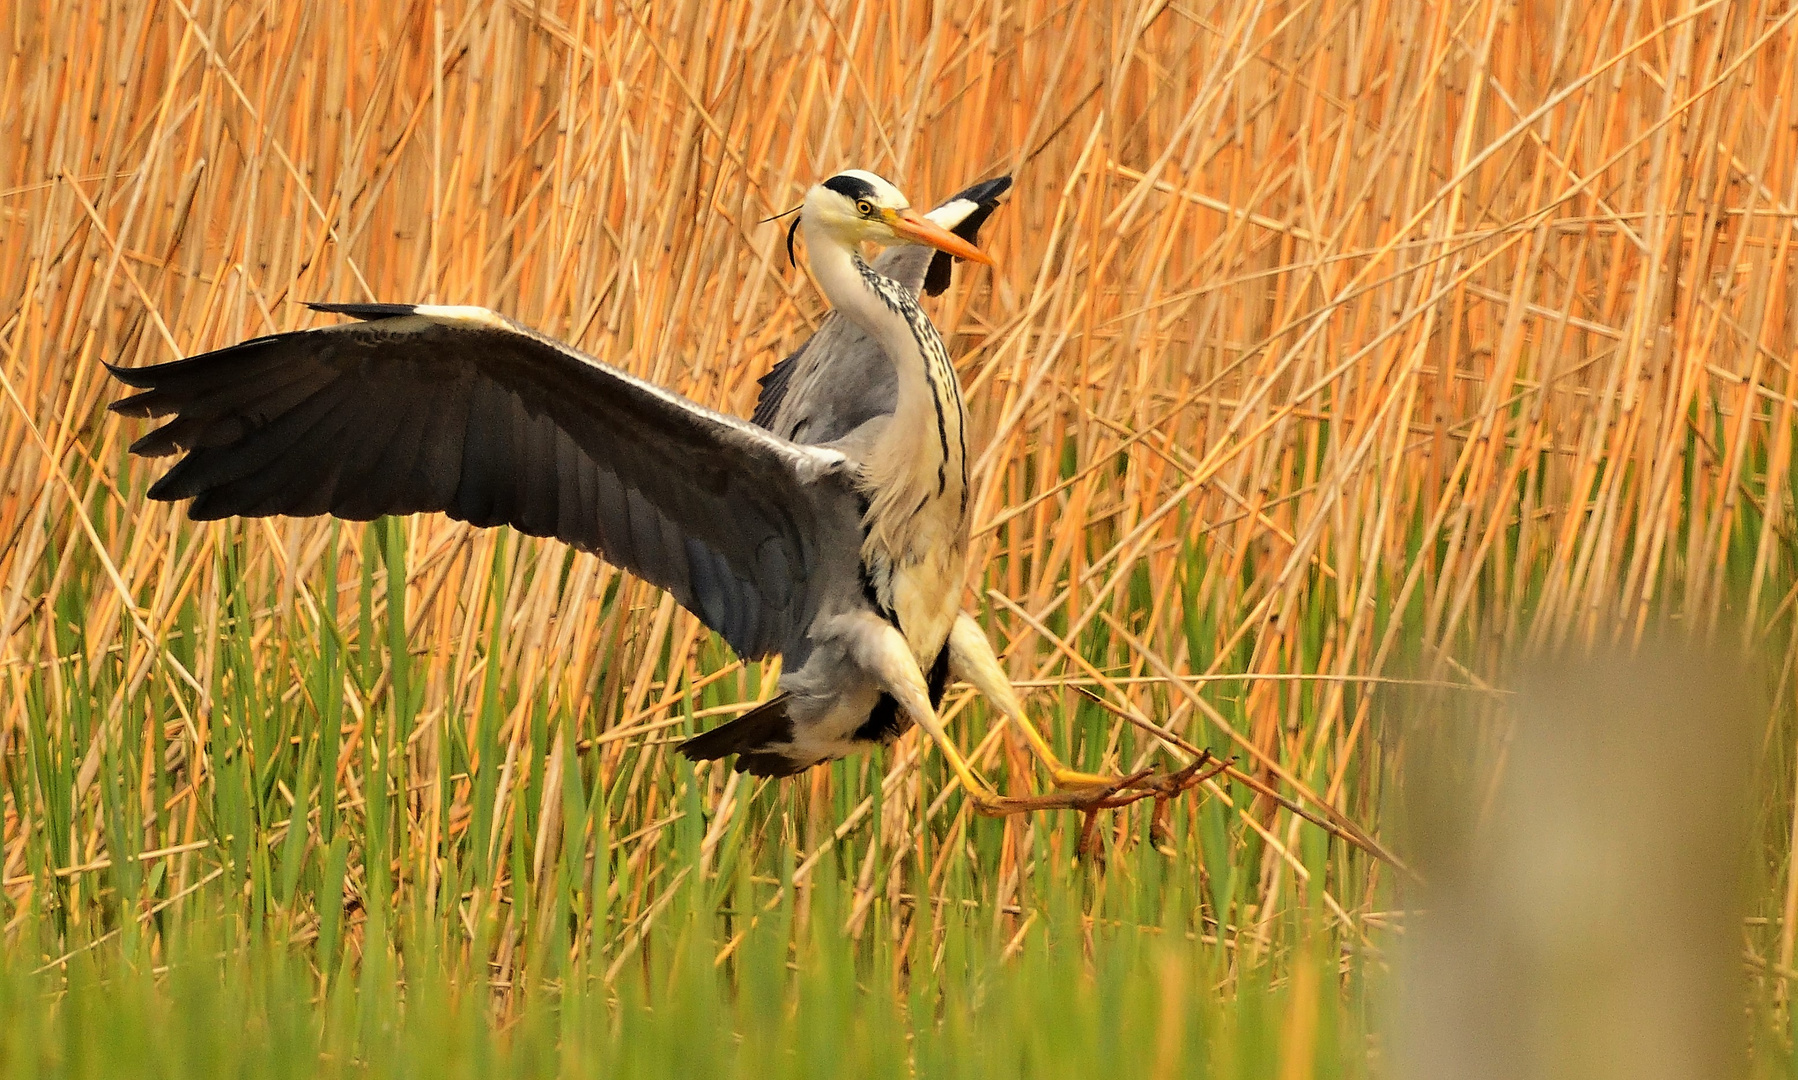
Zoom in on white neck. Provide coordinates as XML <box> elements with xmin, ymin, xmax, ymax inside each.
<box><xmin>800</xmin><ymin>218</ymin><xmax>969</xmax><ymax>567</ymax></box>
<box><xmin>801</xmin><ymin>221</ymin><xmax>911</xmax><ymax>359</ymax></box>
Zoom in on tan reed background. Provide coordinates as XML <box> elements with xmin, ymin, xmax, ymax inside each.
<box><xmin>4</xmin><ymin>0</ymin><xmax>1798</xmax><ymax>985</ymax></box>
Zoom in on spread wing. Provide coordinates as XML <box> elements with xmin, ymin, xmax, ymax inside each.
<box><xmin>753</xmin><ymin>176</ymin><xmax>1010</xmax><ymax>443</ymax></box>
<box><xmin>107</xmin><ymin>303</ymin><xmax>868</xmax><ymax>662</ymax></box>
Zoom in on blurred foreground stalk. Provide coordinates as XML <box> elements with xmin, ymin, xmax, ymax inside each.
<box><xmin>1399</xmin><ymin>644</ymin><xmax>1752</xmax><ymax>1080</ymax></box>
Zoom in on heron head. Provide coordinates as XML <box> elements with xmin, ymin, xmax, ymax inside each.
<box><xmin>797</xmin><ymin>170</ymin><xmax>994</xmax><ymax>266</ymax></box>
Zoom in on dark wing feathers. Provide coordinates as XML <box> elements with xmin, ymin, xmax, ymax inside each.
<box><xmin>750</xmin><ymin>339</ymin><xmax>802</xmax><ymax>429</ymax></box>
<box><xmin>754</xmin><ymin>175</ymin><xmax>1010</xmax><ymax>442</ymax></box>
<box><xmin>923</xmin><ymin>176</ymin><xmax>1012</xmax><ymax>296</ymax></box>
<box><xmin>897</xmin><ymin>176</ymin><xmax>1012</xmax><ymax>297</ymax></box>
<box><xmin>304</xmin><ymin>301</ymin><xmax>422</xmax><ymax>320</ymax></box>
<box><xmin>677</xmin><ymin>693</ymin><xmax>810</xmax><ymax>777</ymax></box>
<box><xmin>109</xmin><ymin>306</ymin><xmax>865</xmax><ymax>662</ymax></box>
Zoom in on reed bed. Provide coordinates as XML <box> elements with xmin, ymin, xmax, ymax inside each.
<box><xmin>3</xmin><ymin>0</ymin><xmax>1798</xmax><ymax>1072</ymax></box>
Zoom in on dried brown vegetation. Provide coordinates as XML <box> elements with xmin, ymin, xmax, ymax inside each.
<box><xmin>3</xmin><ymin>0</ymin><xmax>1798</xmax><ymax>1008</ymax></box>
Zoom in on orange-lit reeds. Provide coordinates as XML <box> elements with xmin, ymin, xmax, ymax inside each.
<box><xmin>1</xmin><ymin>0</ymin><xmax>1796</xmax><ymax>1006</ymax></box>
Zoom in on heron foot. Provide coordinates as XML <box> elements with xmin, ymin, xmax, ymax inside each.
<box><xmin>964</xmin><ymin>754</ymin><xmax>1222</xmax><ymax>817</ymax></box>
<box><xmin>1047</xmin><ymin>766</ymin><xmax>1137</xmax><ymax>791</ymax></box>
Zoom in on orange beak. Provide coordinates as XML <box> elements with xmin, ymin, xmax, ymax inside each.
<box><xmin>890</xmin><ymin>209</ymin><xmax>995</xmax><ymax>266</ymax></box>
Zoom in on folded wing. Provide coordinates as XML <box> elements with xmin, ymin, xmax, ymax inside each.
<box><xmin>108</xmin><ymin>303</ymin><xmax>866</xmax><ymax>662</ymax></box>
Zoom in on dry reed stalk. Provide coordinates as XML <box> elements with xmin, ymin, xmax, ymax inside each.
<box><xmin>3</xmin><ymin>0</ymin><xmax>1797</xmax><ymax>997</ymax></box>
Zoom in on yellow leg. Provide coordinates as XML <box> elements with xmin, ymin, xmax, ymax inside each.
<box><xmin>947</xmin><ymin>614</ymin><xmax>1122</xmax><ymax>791</ymax></box>
<box><xmin>895</xmin><ymin>672</ymin><xmax>1172</xmax><ymax>817</ymax></box>
<box><xmin>853</xmin><ymin>614</ymin><xmax>1164</xmax><ymax>816</ymax></box>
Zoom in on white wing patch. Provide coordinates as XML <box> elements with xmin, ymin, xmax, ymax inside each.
<box><xmin>926</xmin><ymin>198</ymin><xmax>979</xmax><ymax>229</ymax></box>
<box><xmin>413</xmin><ymin>304</ymin><xmax>515</xmax><ymax>330</ymax></box>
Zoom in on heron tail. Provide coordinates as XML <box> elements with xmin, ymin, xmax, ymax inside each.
<box><xmin>677</xmin><ymin>693</ymin><xmax>811</xmax><ymax>777</ymax></box>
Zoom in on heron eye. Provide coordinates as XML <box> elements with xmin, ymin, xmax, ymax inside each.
<box><xmin>855</xmin><ymin>199</ymin><xmax>874</xmax><ymax>216</ymax></box>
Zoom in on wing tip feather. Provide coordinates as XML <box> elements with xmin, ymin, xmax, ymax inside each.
<box><xmin>304</xmin><ymin>301</ymin><xmax>422</xmax><ymax>320</ymax></box>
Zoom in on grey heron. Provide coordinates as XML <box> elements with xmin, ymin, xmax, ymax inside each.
<box><xmin>106</xmin><ymin>169</ymin><xmax>1163</xmax><ymax>814</ymax></box>
<box><xmin>740</xmin><ymin>175</ymin><xmax>1129</xmax><ymax>795</ymax></box>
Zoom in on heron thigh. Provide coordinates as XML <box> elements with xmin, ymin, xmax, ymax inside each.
<box><xmin>852</xmin><ymin>647</ymin><xmax>949</xmax><ymax>743</ymax></box>
<box><xmin>947</xmin><ymin>613</ymin><xmax>1025</xmax><ymax>721</ymax></box>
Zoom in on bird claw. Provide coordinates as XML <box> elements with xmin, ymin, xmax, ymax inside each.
<box><xmin>965</xmin><ymin>768</ymin><xmax>1153</xmax><ymax>816</ymax></box>
<box><xmin>1047</xmin><ymin>766</ymin><xmax>1138</xmax><ymax>792</ymax></box>
<box><xmin>1072</xmin><ymin>755</ymin><xmax>1230</xmax><ymax>858</ymax></box>
<box><xmin>964</xmin><ymin>753</ymin><xmax>1226</xmax><ymax>818</ymax></box>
